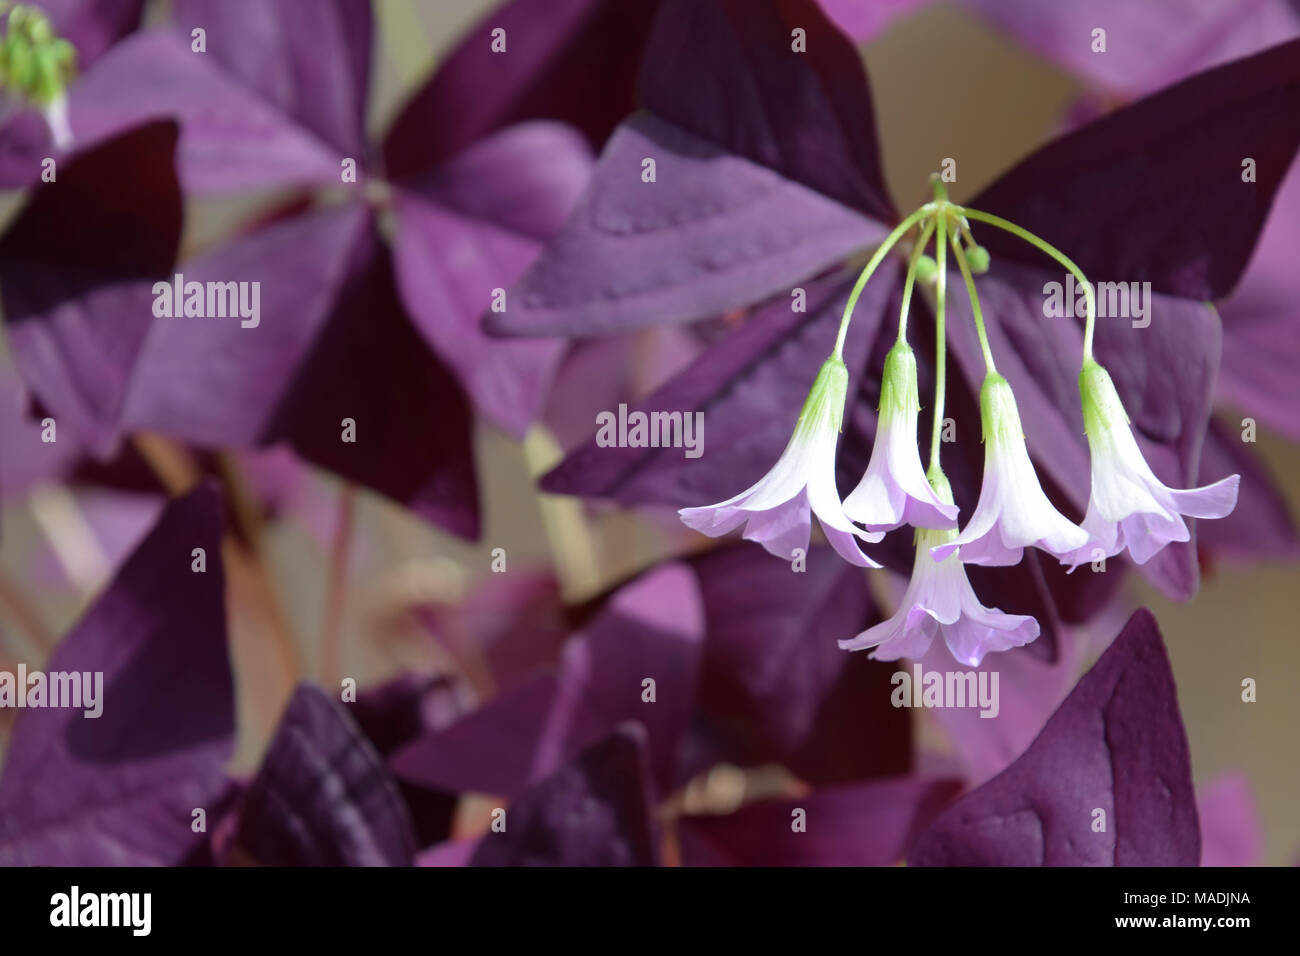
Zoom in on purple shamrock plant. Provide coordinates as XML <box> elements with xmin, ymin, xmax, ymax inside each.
<box><xmin>495</xmin><ymin>0</ymin><xmax>1300</xmax><ymax>656</ymax></box>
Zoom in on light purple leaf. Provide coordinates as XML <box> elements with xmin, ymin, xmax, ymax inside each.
<box><xmin>963</xmin><ymin>0</ymin><xmax>1300</xmax><ymax>98</ymax></box>
<box><xmin>490</xmin><ymin>114</ymin><xmax>886</xmax><ymax>338</ymax></box>
<box><xmin>392</xmin><ymin>122</ymin><xmax>591</xmax><ymax>436</ymax></box>
<box><xmin>69</xmin><ymin>29</ymin><xmax>344</xmax><ymax>192</ymax></box>
<box><xmin>909</xmin><ymin>608</ymin><xmax>1200</xmax><ymax>866</ymax></box>
<box><xmin>0</xmin><ymin>484</ymin><xmax>234</xmax><ymax>865</ymax></box>
<box><xmin>171</xmin><ymin>0</ymin><xmax>373</xmax><ymax>160</ymax></box>
<box><xmin>1198</xmin><ymin>771</ymin><xmax>1264</xmax><ymax>867</ymax></box>
<box><xmin>815</xmin><ymin>0</ymin><xmax>930</xmax><ymax>43</ymax></box>
<box><xmin>917</xmin><ymin>631</ymin><xmax>1086</xmax><ymax>787</ymax></box>
<box><xmin>1217</xmin><ymin>159</ymin><xmax>1300</xmax><ymax>440</ymax></box>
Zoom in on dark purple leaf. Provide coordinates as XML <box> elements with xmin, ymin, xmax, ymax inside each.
<box><xmin>909</xmin><ymin>608</ymin><xmax>1200</xmax><ymax>866</ymax></box>
<box><xmin>640</xmin><ymin>0</ymin><xmax>893</xmax><ymax>220</ymax></box>
<box><xmin>540</xmin><ymin>272</ymin><xmax>891</xmax><ymax>504</ymax></box>
<box><xmin>118</xmin><ymin>201</ymin><xmax>480</xmax><ymax>539</ymax></box>
<box><xmin>351</xmin><ymin>674</ymin><xmax>463</xmax><ymax>847</ymax></box>
<box><xmin>969</xmin><ymin>37</ymin><xmax>1300</xmax><ymax>301</ymax></box>
<box><xmin>546</xmin><ymin>561</ymin><xmax>704</xmax><ymax>790</ymax></box>
<box><xmin>0</xmin><ymin>484</ymin><xmax>234</xmax><ymax>865</ymax></box>
<box><xmin>392</xmin><ymin>122</ymin><xmax>591</xmax><ymax>436</ymax></box>
<box><xmin>236</xmin><ymin>683</ymin><xmax>418</xmax><ymax>866</ymax></box>
<box><xmin>469</xmin><ymin>724</ymin><xmax>660</xmax><ymax>866</ymax></box>
<box><xmin>171</xmin><ymin>0</ymin><xmax>373</xmax><ymax>160</ymax></box>
<box><xmin>390</xmin><ymin>674</ymin><xmax>563</xmax><ymax>799</ymax></box>
<box><xmin>383</xmin><ymin>0</ymin><xmax>660</xmax><ymax>180</ymax></box>
<box><xmin>0</xmin><ymin>120</ymin><xmax>181</xmax><ymax>457</ymax></box>
<box><xmin>682</xmin><ymin>542</ymin><xmax>911</xmax><ymax>786</ymax></box>
<box><xmin>351</xmin><ymin>673</ymin><xmax>463</xmax><ymax>758</ymax></box>
<box><xmin>391</xmin><ymin>563</ymin><xmax>704</xmax><ymax>798</ymax></box>
<box><xmin>678</xmin><ymin>776</ymin><xmax>959</xmax><ymax>866</ymax></box>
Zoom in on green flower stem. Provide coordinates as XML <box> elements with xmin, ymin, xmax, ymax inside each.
<box><xmin>896</xmin><ymin>219</ymin><xmax>935</xmax><ymax>345</ymax></box>
<box><xmin>950</xmin><ymin>233</ymin><xmax>996</xmax><ymax>373</ymax></box>
<box><xmin>958</xmin><ymin>206</ymin><xmax>1097</xmax><ymax>362</ymax></box>
<box><xmin>928</xmin><ymin>207</ymin><xmax>949</xmax><ymax>470</ymax></box>
<box><xmin>833</xmin><ymin>204</ymin><xmax>935</xmax><ymax>360</ymax></box>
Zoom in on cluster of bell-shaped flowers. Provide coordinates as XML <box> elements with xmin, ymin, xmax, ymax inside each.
<box><xmin>680</xmin><ymin>187</ymin><xmax>1238</xmax><ymax>666</ymax></box>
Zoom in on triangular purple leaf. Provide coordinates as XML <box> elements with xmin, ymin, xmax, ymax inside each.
<box><xmin>969</xmin><ymin>37</ymin><xmax>1300</xmax><ymax>300</ymax></box>
<box><xmin>235</xmin><ymin>683</ymin><xmax>419</xmax><ymax>866</ymax></box>
<box><xmin>0</xmin><ymin>484</ymin><xmax>234</xmax><ymax>865</ymax></box>
<box><xmin>69</xmin><ymin>30</ymin><xmax>344</xmax><ymax>192</ymax></box>
<box><xmin>0</xmin><ymin>120</ymin><xmax>181</xmax><ymax>457</ymax></box>
<box><xmin>640</xmin><ymin>0</ymin><xmax>893</xmax><ymax>220</ymax></box>
<box><xmin>119</xmin><ymin>201</ymin><xmax>480</xmax><ymax>539</ymax></box>
<box><xmin>909</xmin><ymin>608</ymin><xmax>1200</xmax><ymax>866</ymax></box>
<box><xmin>392</xmin><ymin>122</ymin><xmax>591</xmax><ymax>436</ymax></box>
<box><xmin>383</xmin><ymin>0</ymin><xmax>660</xmax><ymax>180</ymax></box>
<box><xmin>678</xmin><ymin>776</ymin><xmax>960</xmax><ymax>866</ymax></box>
<box><xmin>683</xmin><ymin>542</ymin><xmax>911</xmax><ymax>786</ymax></box>
<box><xmin>490</xmin><ymin>114</ymin><xmax>886</xmax><ymax>337</ymax></box>
<box><xmin>171</xmin><ymin>0</ymin><xmax>373</xmax><ymax>160</ymax></box>
<box><xmin>469</xmin><ymin>724</ymin><xmax>660</xmax><ymax>866</ymax></box>
<box><xmin>540</xmin><ymin>272</ymin><xmax>891</xmax><ymax>505</ymax></box>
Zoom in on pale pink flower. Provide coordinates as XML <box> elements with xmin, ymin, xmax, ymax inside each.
<box><xmin>679</xmin><ymin>356</ymin><xmax>881</xmax><ymax>567</ymax></box>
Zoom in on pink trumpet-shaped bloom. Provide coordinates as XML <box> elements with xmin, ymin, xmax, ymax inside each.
<box><xmin>840</xmin><ymin>471</ymin><xmax>1039</xmax><ymax>665</ymax></box>
<box><xmin>1062</xmin><ymin>361</ymin><xmax>1239</xmax><ymax>568</ymax></box>
<box><xmin>844</xmin><ymin>342</ymin><xmax>959</xmax><ymax>532</ymax></box>
<box><xmin>679</xmin><ymin>356</ymin><xmax>881</xmax><ymax>567</ymax></box>
<box><xmin>931</xmin><ymin>373</ymin><xmax>1088</xmax><ymax>565</ymax></box>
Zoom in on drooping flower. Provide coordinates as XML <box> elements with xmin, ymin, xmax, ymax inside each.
<box><xmin>931</xmin><ymin>373</ymin><xmax>1088</xmax><ymax>566</ymax></box>
<box><xmin>679</xmin><ymin>356</ymin><xmax>881</xmax><ymax>567</ymax></box>
<box><xmin>841</xmin><ymin>471</ymin><xmax>1038</xmax><ymax>665</ymax></box>
<box><xmin>1062</xmin><ymin>360</ymin><xmax>1239</xmax><ymax>567</ymax></box>
<box><xmin>844</xmin><ymin>341</ymin><xmax>959</xmax><ymax>532</ymax></box>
